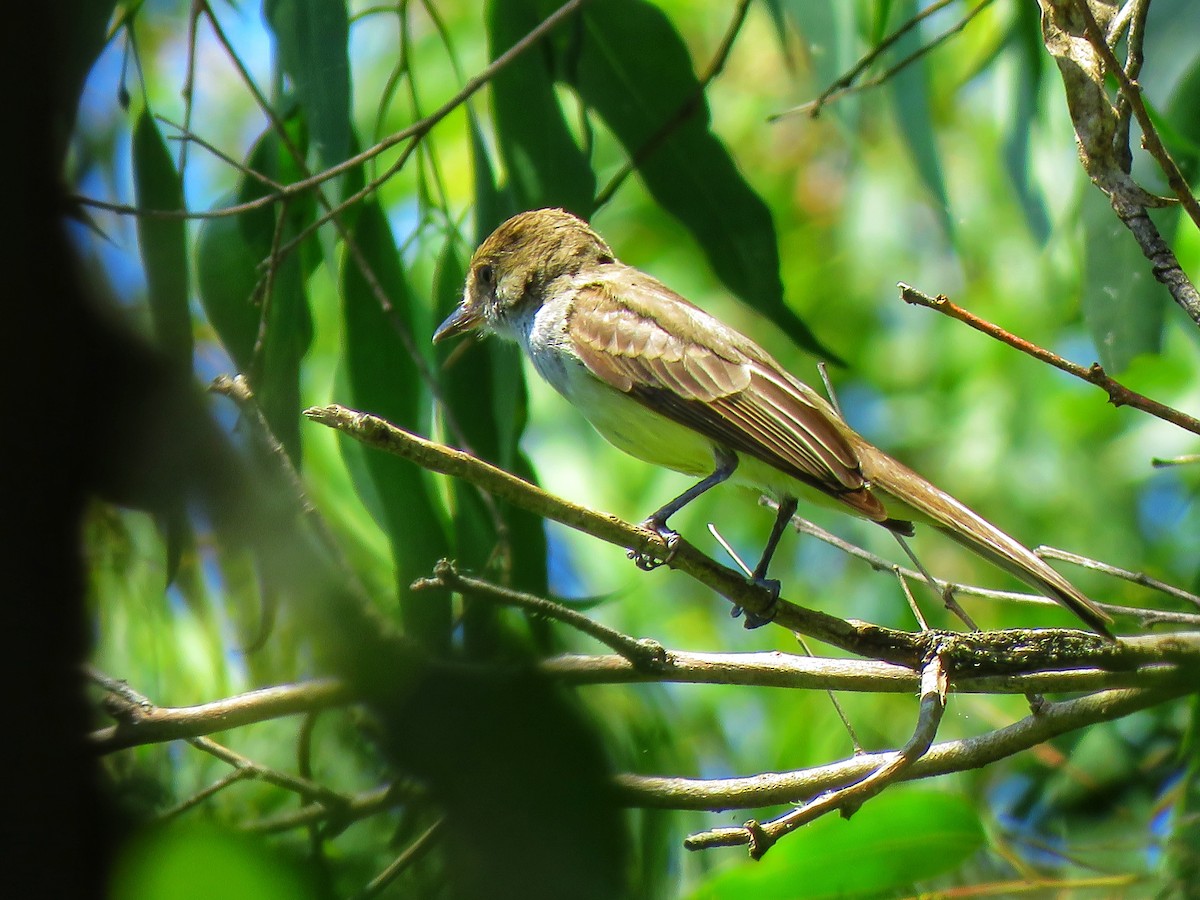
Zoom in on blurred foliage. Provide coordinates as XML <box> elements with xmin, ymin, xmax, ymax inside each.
<box><xmin>67</xmin><ymin>0</ymin><xmax>1200</xmax><ymax>897</ymax></box>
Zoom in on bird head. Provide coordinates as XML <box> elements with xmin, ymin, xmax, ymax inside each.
<box><xmin>433</xmin><ymin>208</ymin><xmax>615</xmax><ymax>343</ymax></box>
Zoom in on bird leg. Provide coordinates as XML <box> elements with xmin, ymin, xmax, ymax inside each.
<box><xmin>733</xmin><ymin>496</ymin><xmax>799</xmax><ymax>628</ymax></box>
<box><xmin>628</xmin><ymin>447</ymin><xmax>738</xmax><ymax>571</ymax></box>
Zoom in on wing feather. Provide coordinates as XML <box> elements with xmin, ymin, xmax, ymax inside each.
<box><xmin>568</xmin><ymin>275</ymin><xmax>887</xmax><ymax>520</ymax></box>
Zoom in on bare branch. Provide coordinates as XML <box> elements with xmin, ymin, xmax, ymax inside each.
<box><xmin>1038</xmin><ymin>546</ymin><xmax>1200</xmax><ymax>610</ymax></box>
<box><xmin>1038</xmin><ymin>0</ymin><xmax>1200</xmax><ymax>325</ymax></box>
<box><xmin>689</xmin><ymin>651</ymin><xmax>950</xmax><ymax>857</ymax></box>
<box><xmin>899</xmin><ymin>283</ymin><xmax>1200</xmax><ymax>437</ymax></box>
<box><xmin>1068</xmin><ymin>0</ymin><xmax>1200</xmax><ymax>229</ymax></box>
<box><xmin>619</xmin><ymin>684</ymin><xmax>1186</xmax><ymax>813</ymax></box>
<box><xmin>414</xmin><ymin>559</ymin><xmax>668</xmax><ymax>668</ymax></box>
<box><xmin>306</xmin><ymin>403</ymin><xmax>1175</xmax><ymax>671</ymax></box>
<box><xmin>773</xmin><ymin>0</ymin><xmax>995</xmax><ymax>120</ymax></box>
<box><xmin>89</xmin><ymin>676</ymin><xmax>351</xmax><ymax>754</ymax></box>
<box><xmin>72</xmin><ymin>0</ymin><xmax>595</xmax><ymax>224</ymax></box>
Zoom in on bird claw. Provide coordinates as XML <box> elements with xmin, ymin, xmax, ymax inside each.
<box><xmin>628</xmin><ymin>521</ymin><xmax>679</xmax><ymax>570</ymax></box>
<box><xmin>731</xmin><ymin>577</ymin><xmax>782</xmax><ymax>629</ymax></box>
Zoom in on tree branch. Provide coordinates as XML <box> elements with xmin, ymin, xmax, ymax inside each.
<box><xmin>899</xmin><ymin>283</ymin><xmax>1200</xmax><ymax>437</ymax></box>
<box><xmin>616</xmin><ymin>684</ymin><xmax>1187</xmax><ymax>812</ymax></box>
<box><xmin>688</xmin><ymin>651</ymin><xmax>950</xmax><ymax>857</ymax></box>
<box><xmin>305</xmin><ymin>405</ymin><xmax>1200</xmax><ymax>671</ymax></box>
<box><xmin>1038</xmin><ymin>0</ymin><xmax>1200</xmax><ymax>326</ymax></box>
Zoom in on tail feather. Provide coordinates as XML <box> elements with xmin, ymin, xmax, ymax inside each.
<box><xmin>854</xmin><ymin>440</ymin><xmax>1114</xmax><ymax>639</ymax></box>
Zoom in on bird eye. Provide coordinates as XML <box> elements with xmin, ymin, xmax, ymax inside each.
<box><xmin>476</xmin><ymin>264</ymin><xmax>495</xmax><ymax>288</ymax></box>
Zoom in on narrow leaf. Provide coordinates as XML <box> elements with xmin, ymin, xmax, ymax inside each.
<box><xmin>196</xmin><ymin>117</ymin><xmax>316</xmax><ymax>460</ymax></box>
<box><xmin>887</xmin><ymin>0</ymin><xmax>953</xmax><ymax>239</ymax></box>
<box><xmin>574</xmin><ymin>0</ymin><xmax>839</xmax><ymax>361</ymax></box>
<box><xmin>1003</xmin><ymin>2</ymin><xmax>1051</xmax><ymax>242</ymax></box>
<box><xmin>263</xmin><ymin>0</ymin><xmax>352</xmax><ymax>167</ymax></box>
<box><xmin>340</xmin><ymin>200</ymin><xmax>452</xmax><ymax>647</ymax></box>
<box><xmin>1081</xmin><ymin>185</ymin><xmax>1165</xmax><ymax>372</ymax></box>
<box><xmin>487</xmin><ymin>0</ymin><xmax>596</xmax><ymax>216</ymax></box>
<box><xmin>133</xmin><ymin>111</ymin><xmax>192</xmax><ymax>367</ymax></box>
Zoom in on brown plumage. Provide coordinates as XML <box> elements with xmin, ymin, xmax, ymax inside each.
<box><xmin>434</xmin><ymin>208</ymin><xmax>1115</xmax><ymax>638</ymax></box>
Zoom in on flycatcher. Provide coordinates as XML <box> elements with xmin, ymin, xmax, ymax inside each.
<box><xmin>433</xmin><ymin>208</ymin><xmax>1113</xmax><ymax>638</ymax></box>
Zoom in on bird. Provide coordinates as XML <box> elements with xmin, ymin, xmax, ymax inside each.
<box><xmin>432</xmin><ymin>207</ymin><xmax>1113</xmax><ymax>638</ymax></box>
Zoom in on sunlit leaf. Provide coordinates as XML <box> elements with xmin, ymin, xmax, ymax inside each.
<box><xmin>887</xmin><ymin>0</ymin><xmax>953</xmax><ymax>239</ymax></box>
<box><xmin>263</xmin><ymin>0</ymin><xmax>352</xmax><ymax>167</ymax></box>
<box><xmin>195</xmin><ymin>116</ymin><xmax>316</xmax><ymax>460</ymax></box>
<box><xmin>688</xmin><ymin>789</ymin><xmax>984</xmax><ymax>899</ymax></box>
<box><xmin>487</xmin><ymin>0</ymin><xmax>596</xmax><ymax>216</ymax></box>
<box><xmin>574</xmin><ymin>0</ymin><xmax>839</xmax><ymax>361</ymax></box>
<box><xmin>1081</xmin><ymin>186</ymin><xmax>1165</xmax><ymax>372</ymax></box>
<box><xmin>1003</xmin><ymin>2</ymin><xmax>1051</xmax><ymax>243</ymax></box>
<box><xmin>133</xmin><ymin>111</ymin><xmax>191</xmax><ymax>366</ymax></box>
<box><xmin>340</xmin><ymin>198</ymin><xmax>452</xmax><ymax>647</ymax></box>
<box><xmin>110</xmin><ymin>823</ymin><xmax>315</xmax><ymax>900</ymax></box>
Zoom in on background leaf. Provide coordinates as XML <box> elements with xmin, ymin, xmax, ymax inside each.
<box><xmin>340</xmin><ymin>198</ymin><xmax>452</xmax><ymax>647</ymax></box>
<box><xmin>487</xmin><ymin>0</ymin><xmax>596</xmax><ymax>216</ymax></box>
<box><xmin>263</xmin><ymin>0</ymin><xmax>352</xmax><ymax>168</ymax></box>
<box><xmin>573</xmin><ymin>0</ymin><xmax>839</xmax><ymax>361</ymax></box>
<box><xmin>133</xmin><ymin>110</ymin><xmax>191</xmax><ymax>366</ymax></box>
<box><xmin>688</xmin><ymin>789</ymin><xmax>985</xmax><ymax>899</ymax></box>
<box><xmin>195</xmin><ymin>117</ymin><xmax>315</xmax><ymax>460</ymax></box>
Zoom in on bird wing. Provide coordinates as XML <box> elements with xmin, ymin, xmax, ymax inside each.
<box><xmin>566</xmin><ymin>274</ymin><xmax>890</xmax><ymax>522</ymax></box>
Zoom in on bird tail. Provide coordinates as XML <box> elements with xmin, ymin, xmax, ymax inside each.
<box><xmin>853</xmin><ymin>441</ymin><xmax>1114</xmax><ymax>639</ymax></box>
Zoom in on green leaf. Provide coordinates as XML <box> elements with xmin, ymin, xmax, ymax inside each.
<box><xmin>132</xmin><ymin>110</ymin><xmax>193</xmax><ymax>580</ymax></box>
<box><xmin>574</xmin><ymin>0</ymin><xmax>839</xmax><ymax>361</ymax></box>
<box><xmin>263</xmin><ymin>0</ymin><xmax>352</xmax><ymax>167</ymax></box>
<box><xmin>688</xmin><ymin>788</ymin><xmax>984</xmax><ymax>899</ymax></box>
<box><xmin>133</xmin><ymin>111</ymin><xmax>192</xmax><ymax>367</ymax></box>
<box><xmin>195</xmin><ymin>206</ymin><xmax>260</xmax><ymax>370</ymax></box>
<box><xmin>1163</xmin><ymin>53</ymin><xmax>1200</xmax><ymax>184</ymax></box>
<box><xmin>787</xmin><ymin>0</ymin><xmax>864</xmax><ymax>107</ymax></box>
<box><xmin>435</xmin><ymin>229</ymin><xmax>548</xmax><ymax>615</ymax></box>
<box><xmin>469</xmin><ymin>106</ymin><xmax>513</xmax><ymax>241</ymax></box>
<box><xmin>887</xmin><ymin>0</ymin><xmax>953</xmax><ymax>239</ymax></box>
<box><xmin>487</xmin><ymin>0</ymin><xmax>596</xmax><ymax>215</ymax></box>
<box><xmin>340</xmin><ymin>199</ymin><xmax>451</xmax><ymax>647</ymax></box>
<box><xmin>1003</xmin><ymin>3</ymin><xmax>1051</xmax><ymax>243</ymax></box>
<box><xmin>195</xmin><ymin>117</ymin><xmax>316</xmax><ymax>460</ymax></box>
<box><xmin>54</xmin><ymin>0</ymin><xmax>119</xmax><ymax>165</ymax></box>
<box><xmin>1081</xmin><ymin>186</ymin><xmax>1166</xmax><ymax>372</ymax></box>
<box><xmin>111</xmin><ymin>824</ymin><xmax>315</xmax><ymax>900</ymax></box>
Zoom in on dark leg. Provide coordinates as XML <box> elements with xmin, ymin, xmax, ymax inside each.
<box><xmin>734</xmin><ymin>495</ymin><xmax>798</xmax><ymax>628</ymax></box>
<box><xmin>628</xmin><ymin>446</ymin><xmax>738</xmax><ymax>571</ymax></box>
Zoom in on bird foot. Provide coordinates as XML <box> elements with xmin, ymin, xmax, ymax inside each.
<box><xmin>731</xmin><ymin>577</ymin><xmax>781</xmax><ymax>629</ymax></box>
<box><xmin>628</xmin><ymin>519</ymin><xmax>679</xmax><ymax>571</ymax></box>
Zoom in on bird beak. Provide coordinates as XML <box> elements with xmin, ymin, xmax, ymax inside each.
<box><xmin>432</xmin><ymin>304</ymin><xmax>484</xmax><ymax>344</ymax></box>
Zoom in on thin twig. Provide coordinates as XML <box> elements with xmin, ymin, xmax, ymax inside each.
<box><xmin>243</xmin><ymin>781</ymin><xmax>425</xmax><ymax>834</ymax></box>
<box><xmin>1037</xmin><ymin>546</ymin><xmax>1200</xmax><ymax>610</ymax></box>
<box><xmin>1151</xmin><ymin>454</ymin><xmax>1200</xmax><ymax>468</ymax></box>
<box><xmin>760</xmin><ymin>497</ymin><xmax>1183</xmax><ymax>628</ymax></box>
<box><xmin>772</xmin><ymin>0</ymin><xmax>994</xmax><ymax>120</ymax></box>
<box><xmin>90</xmin><ymin>671</ymin><xmax>353</xmax><ymax>810</ymax></box>
<box><xmin>355</xmin><ymin>819</ymin><xmax>445</xmax><ymax>899</ymax></box>
<box><xmin>157</xmin><ymin>115</ymin><xmax>282</xmax><ymax>191</ymax></box>
<box><xmin>86</xmin><ymin>650</ymin><xmax>1200</xmax><ymax>754</ymax></box>
<box><xmin>594</xmin><ymin>0</ymin><xmax>752</xmax><ymax>208</ymax></box>
<box><xmin>209</xmin><ymin>375</ymin><xmax>368</xmax><ymax>602</ymax></box>
<box><xmin>303</xmin><ymin>403</ymin><xmax>1200</xmax><ymax>677</ymax></box>
<box><xmin>89</xmin><ymin>676</ymin><xmax>351</xmax><ymax>754</ymax></box>
<box><xmin>158</xmin><ymin>769</ymin><xmax>255</xmax><ymax>822</ymax></box>
<box><xmin>697</xmin><ymin>650</ymin><xmax>949</xmax><ymax>858</ymax></box>
<box><xmin>1070</xmin><ymin>0</ymin><xmax>1200</xmax><ymax>230</ymax></box>
<box><xmin>629</xmin><ymin>684</ymin><xmax>1185</xmax><ymax>816</ymax></box>
<box><xmin>899</xmin><ymin>282</ymin><xmax>1200</xmax><ymax>437</ymax></box>
<box><xmin>414</xmin><ymin>559</ymin><xmax>669</xmax><ymax>668</ymax></box>
<box><xmin>70</xmin><ymin>0</ymin><xmax>595</xmax><ymax>223</ymax></box>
